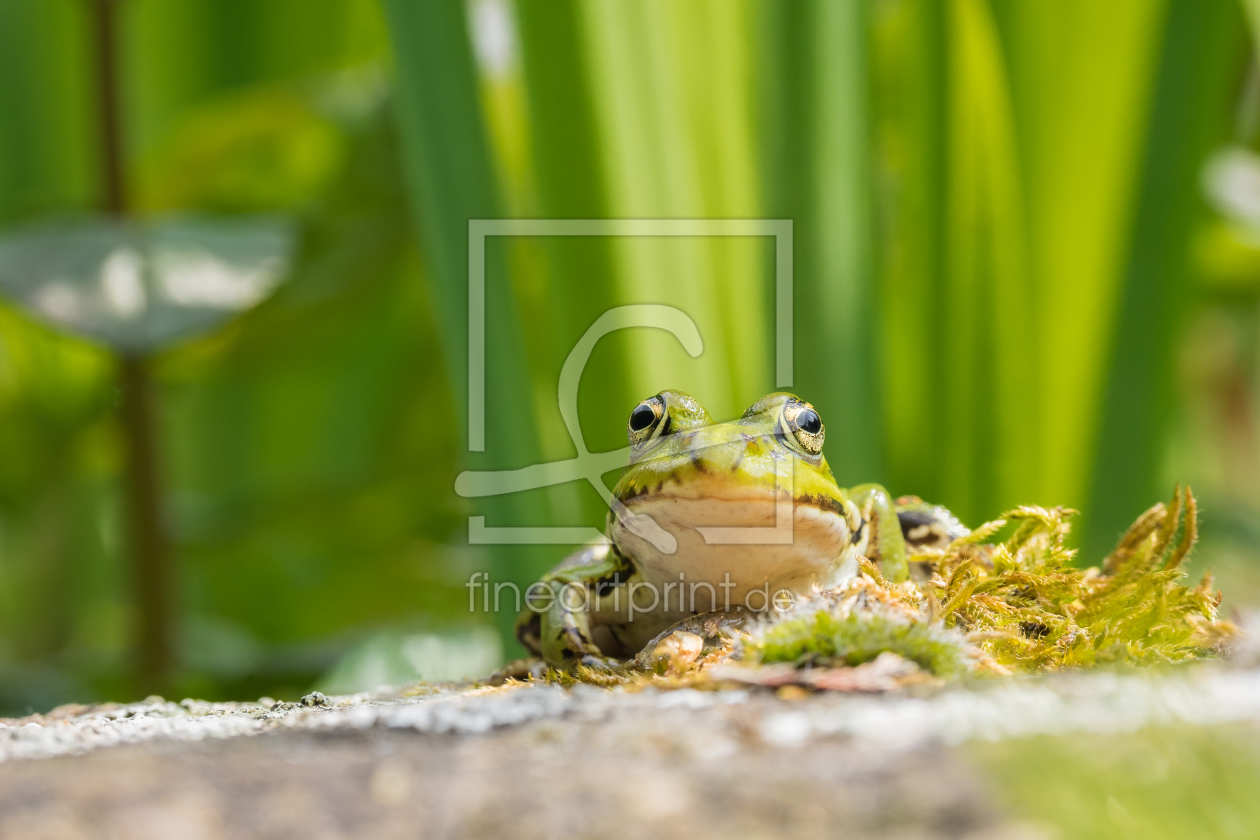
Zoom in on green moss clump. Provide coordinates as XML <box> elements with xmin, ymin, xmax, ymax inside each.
<box><xmin>742</xmin><ymin>486</ymin><xmax>1236</xmax><ymax>679</ymax></box>
<box><xmin>936</xmin><ymin>487</ymin><xmax>1234</xmax><ymax>671</ymax></box>
<box><xmin>749</xmin><ymin>605</ymin><xmax>971</xmax><ymax>677</ymax></box>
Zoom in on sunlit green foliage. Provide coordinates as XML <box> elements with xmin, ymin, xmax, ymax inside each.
<box><xmin>0</xmin><ymin>0</ymin><xmax>1257</xmax><ymax>713</ymax></box>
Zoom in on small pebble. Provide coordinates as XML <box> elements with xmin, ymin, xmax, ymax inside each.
<box><xmin>300</xmin><ymin>691</ymin><xmax>330</xmax><ymax>708</ymax></box>
<box><xmin>258</xmin><ymin>697</ymin><xmax>276</xmax><ymax>707</ymax></box>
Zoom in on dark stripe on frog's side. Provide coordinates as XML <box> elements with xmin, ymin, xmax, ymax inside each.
<box><xmin>621</xmin><ymin>485</ymin><xmax>848</xmax><ymax>517</ymax></box>
<box><xmin>796</xmin><ymin>492</ymin><xmax>846</xmax><ymax>517</ymax></box>
<box><xmin>727</xmin><ymin>433</ymin><xmax>757</xmax><ymax>472</ymax></box>
<box><xmin>594</xmin><ymin>567</ymin><xmax>630</xmax><ymax>597</ymax></box>
<box><xmin>591</xmin><ymin>545</ymin><xmax>634</xmax><ymax>597</ymax></box>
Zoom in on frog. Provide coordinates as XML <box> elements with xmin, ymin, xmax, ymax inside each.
<box><xmin>514</xmin><ymin>390</ymin><xmax>967</xmax><ymax>669</ymax></box>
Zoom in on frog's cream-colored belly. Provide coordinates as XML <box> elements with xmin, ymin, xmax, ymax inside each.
<box><xmin>611</xmin><ymin>492</ymin><xmax>860</xmax><ymax>611</ymax></box>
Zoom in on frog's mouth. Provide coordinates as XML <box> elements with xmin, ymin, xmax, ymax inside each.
<box><xmin>611</xmin><ymin>487</ymin><xmax>859</xmax><ymax>607</ymax></box>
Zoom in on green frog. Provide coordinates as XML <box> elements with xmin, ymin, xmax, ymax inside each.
<box><xmin>515</xmin><ymin>390</ymin><xmax>966</xmax><ymax>669</ymax></box>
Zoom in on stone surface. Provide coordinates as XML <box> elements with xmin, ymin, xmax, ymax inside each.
<box><xmin>3</xmin><ymin>663</ymin><xmax>1260</xmax><ymax>838</ymax></box>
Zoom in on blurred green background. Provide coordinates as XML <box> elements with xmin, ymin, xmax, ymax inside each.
<box><xmin>2</xmin><ymin>0</ymin><xmax>1260</xmax><ymax>714</ymax></box>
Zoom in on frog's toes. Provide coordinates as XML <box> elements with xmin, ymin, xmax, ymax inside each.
<box><xmin>488</xmin><ymin>657</ymin><xmax>545</xmax><ymax>685</ymax></box>
<box><xmin>640</xmin><ymin>630</ymin><xmax>705</xmax><ymax>671</ymax></box>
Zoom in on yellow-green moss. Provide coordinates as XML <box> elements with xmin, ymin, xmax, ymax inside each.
<box><xmin>742</xmin><ymin>487</ymin><xmax>1235</xmax><ymax>677</ymax></box>
<box><xmin>747</xmin><ymin>606</ymin><xmax>971</xmax><ymax>677</ymax></box>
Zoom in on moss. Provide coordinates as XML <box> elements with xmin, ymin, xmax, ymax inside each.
<box><xmin>938</xmin><ymin>487</ymin><xmax>1235</xmax><ymax>671</ymax></box>
<box><xmin>556</xmin><ymin>487</ymin><xmax>1236</xmax><ymax>689</ymax></box>
<box><xmin>742</xmin><ymin>486</ymin><xmax>1236</xmax><ymax>677</ymax></box>
<box><xmin>748</xmin><ymin>605</ymin><xmax>971</xmax><ymax>678</ymax></box>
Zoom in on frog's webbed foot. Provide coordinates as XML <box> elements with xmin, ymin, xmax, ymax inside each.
<box><xmin>516</xmin><ymin>589</ymin><xmax>621</xmax><ymax>669</ymax></box>
<box><xmin>633</xmin><ymin>611</ymin><xmax>748</xmax><ymax>671</ymax></box>
<box><xmin>514</xmin><ymin>546</ymin><xmax>635</xmax><ymax>670</ymax></box>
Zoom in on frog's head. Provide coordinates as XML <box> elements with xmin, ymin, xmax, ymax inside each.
<box><xmin>610</xmin><ymin>390</ymin><xmax>861</xmax><ymax>595</ymax></box>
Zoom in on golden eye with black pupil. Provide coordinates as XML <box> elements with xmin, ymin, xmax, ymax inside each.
<box><xmin>783</xmin><ymin>401</ymin><xmax>825</xmax><ymax>455</ymax></box>
<box><xmin>796</xmin><ymin>408</ymin><xmax>821</xmax><ymax>435</ymax></box>
<box><xmin>629</xmin><ymin>404</ymin><xmax>656</xmax><ymax>433</ymax></box>
<box><xmin>627</xmin><ymin>396</ymin><xmax>668</xmax><ymax>446</ymax></box>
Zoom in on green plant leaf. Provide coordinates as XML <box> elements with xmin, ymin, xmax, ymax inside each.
<box><xmin>1085</xmin><ymin>0</ymin><xmax>1247</xmax><ymax>558</ymax></box>
<box><xmin>0</xmin><ymin>215</ymin><xmax>296</xmax><ymax>352</ymax></box>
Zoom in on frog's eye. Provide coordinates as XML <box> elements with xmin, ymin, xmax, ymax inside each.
<box><xmin>627</xmin><ymin>396</ymin><xmax>669</xmax><ymax>446</ymax></box>
<box><xmin>783</xmin><ymin>401</ymin><xmax>825</xmax><ymax>455</ymax></box>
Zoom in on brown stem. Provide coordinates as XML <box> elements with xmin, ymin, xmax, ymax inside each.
<box><xmin>91</xmin><ymin>0</ymin><xmax>125</xmax><ymax>216</ymax></box>
<box><xmin>119</xmin><ymin>355</ymin><xmax>173</xmax><ymax>692</ymax></box>
<box><xmin>90</xmin><ymin>0</ymin><xmax>173</xmax><ymax>693</ymax></box>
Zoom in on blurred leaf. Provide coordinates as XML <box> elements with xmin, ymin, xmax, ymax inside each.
<box><xmin>0</xmin><ymin>215</ymin><xmax>296</xmax><ymax>351</ymax></box>
<box><xmin>1085</xmin><ymin>0</ymin><xmax>1246</xmax><ymax>558</ymax></box>
<box><xmin>517</xmin><ymin>0</ymin><xmax>768</xmax><ymax>500</ymax></box>
<box><xmin>762</xmin><ymin>0</ymin><xmax>880</xmax><ymax>483</ymax></box>
<box><xmin>160</xmin><ymin>114</ymin><xmax>467</xmax><ymax>647</ymax></box>
<box><xmin>0</xmin><ymin>0</ymin><xmax>94</xmax><ymax>221</ymax></box>
<box><xmin>998</xmin><ymin>0</ymin><xmax>1167</xmax><ymax>515</ymax></box>
<box><xmin>869</xmin><ymin>0</ymin><xmax>946</xmax><ymax>498</ymax></box>
<box><xmin>318</xmin><ymin>626</ymin><xmax>502</xmax><ymax>694</ymax></box>
<box><xmin>938</xmin><ymin>0</ymin><xmax>1033</xmax><ymax>521</ymax></box>
<box><xmin>1194</xmin><ymin>220</ymin><xmax>1260</xmax><ymax>293</ymax></box>
<box><xmin>582</xmin><ymin>0</ymin><xmax>768</xmax><ymax>421</ymax></box>
<box><xmin>125</xmin><ymin>0</ymin><xmax>388</xmax><ymax>155</ymax></box>
<box><xmin>515</xmin><ymin>0</ymin><xmax>623</xmax><ymax>523</ymax></box>
<box><xmin>137</xmin><ymin>86</ymin><xmax>346</xmax><ymax>214</ymax></box>
<box><xmin>382</xmin><ymin>0</ymin><xmax>553</xmax><ymax>648</ymax></box>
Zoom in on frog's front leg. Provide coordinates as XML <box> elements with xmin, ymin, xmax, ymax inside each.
<box><xmin>515</xmin><ymin>547</ymin><xmax>630</xmax><ymax>669</ymax></box>
<box><xmin>848</xmin><ymin>483</ymin><xmax>910</xmax><ymax>583</ymax></box>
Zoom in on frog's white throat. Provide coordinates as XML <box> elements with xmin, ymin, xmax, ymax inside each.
<box><xmin>611</xmin><ymin>493</ymin><xmax>863</xmax><ymax>611</ymax></box>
